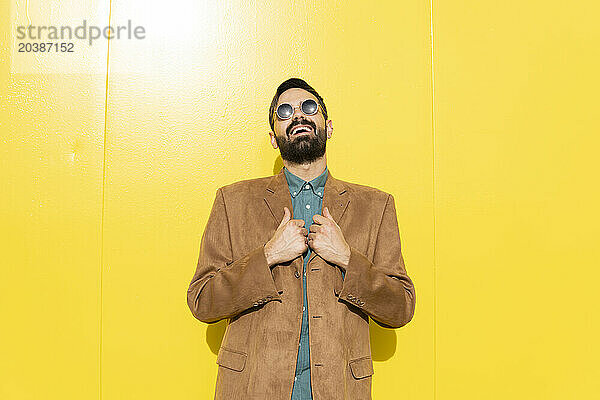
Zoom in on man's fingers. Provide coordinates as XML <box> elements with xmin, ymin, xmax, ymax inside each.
<box><xmin>309</xmin><ymin>224</ymin><xmax>320</xmax><ymax>233</ymax></box>
<box><xmin>300</xmin><ymin>227</ymin><xmax>308</xmax><ymax>236</ymax></box>
<box><xmin>312</xmin><ymin>214</ymin><xmax>327</xmax><ymax>224</ymax></box>
<box><xmin>291</xmin><ymin>218</ymin><xmax>305</xmax><ymax>227</ymax></box>
<box><xmin>278</xmin><ymin>207</ymin><xmax>291</xmax><ymax>228</ymax></box>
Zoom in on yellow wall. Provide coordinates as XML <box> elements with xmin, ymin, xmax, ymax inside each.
<box><xmin>433</xmin><ymin>1</ymin><xmax>600</xmax><ymax>398</ymax></box>
<box><xmin>1</xmin><ymin>0</ymin><xmax>597</xmax><ymax>399</ymax></box>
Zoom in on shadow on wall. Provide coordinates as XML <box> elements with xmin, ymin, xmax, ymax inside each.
<box><xmin>273</xmin><ymin>156</ymin><xmax>284</xmax><ymax>175</ymax></box>
<box><xmin>206</xmin><ymin>319</ymin><xmax>228</xmax><ymax>355</ymax></box>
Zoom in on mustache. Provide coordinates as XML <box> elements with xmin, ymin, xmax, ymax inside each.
<box><xmin>287</xmin><ymin>119</ymin><xmax>316</xmax><ymax>136</ymax></box>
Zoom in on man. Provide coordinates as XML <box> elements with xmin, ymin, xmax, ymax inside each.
<box><xmin>187</xmin><ymin>78</ymin><xmax>416</xmax><ymax>400</ymax></box>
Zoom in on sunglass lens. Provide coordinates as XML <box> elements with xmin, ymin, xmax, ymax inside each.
<box><xmin>277</xmin><ymin>104</ymin><xmax>293</xmax><ymax>119</ymax></box>
<box><xmin>302</xmin><ymin>99</ymin><xmax>318</xmax><ymax>115</ymax></box>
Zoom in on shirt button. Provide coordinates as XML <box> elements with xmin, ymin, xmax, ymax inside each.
<box><xmin>293</xmin><ymin>191</ymin><xmax>297</xmax><ymax>195</ymax></box>
<box><xmin>303</xmin><ymin>306</ymin><xmax>305</xmax><ymax>311</ymax></box>
<box><xmin>317</xmin><ymin>192</ymin><xmax>321</xmax><ymax>195</ymax></box>
<box><xmin>305</xmin><ymin>204</ymin><xmax>310</xmax><ymax>209</ymax></box>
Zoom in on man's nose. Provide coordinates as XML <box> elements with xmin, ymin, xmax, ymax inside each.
<box><xmin>292</xmin><ymin>105</ymin><xmax>304</xmax><ymax>119</ymax></box>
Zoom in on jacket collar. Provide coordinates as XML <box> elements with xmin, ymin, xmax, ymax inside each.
<box><xmin>264</xmin><ymin>166</ymin><xmax>349</xmax><ymax>225</ymax></box>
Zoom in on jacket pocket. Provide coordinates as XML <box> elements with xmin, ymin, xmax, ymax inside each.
<box><xmin>216</xmin><ymin>346</ymin><xmax>247</xmax><ymax>372</ymax></box>
<box><xmin>348</xmin><ymin>356</ymin><xmax>374</xmax><ymax>379</ymax></box>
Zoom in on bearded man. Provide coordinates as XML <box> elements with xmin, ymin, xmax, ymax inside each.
<box><xmin>187</xmin><ymin>77</ymin><xmax>416</xmax><ymax>400</ymax></box>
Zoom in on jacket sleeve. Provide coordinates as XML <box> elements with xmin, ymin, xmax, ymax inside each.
<box><xmin>187</xmin><ymin>187</ymin><xmax>282</xmax><ymax>324</ymax></box>
<box><xmin>337</xmin><ymin>194</ymin><xmax>416</xmax><ymax>329</ymax></box>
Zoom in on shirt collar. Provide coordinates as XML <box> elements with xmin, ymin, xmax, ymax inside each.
<box><xmin>283</xmin><ymin>166</ymin><xmax>328</xmax><ymax>199</ymax></box>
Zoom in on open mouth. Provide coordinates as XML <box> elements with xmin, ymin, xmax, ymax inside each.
<box><xmin>290</xmin><ymin>124</ymin><xmax>313</xmax><ymax>136</ymax></box>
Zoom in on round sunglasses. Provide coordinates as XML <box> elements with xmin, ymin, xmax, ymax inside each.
<box><xmin>276</xmin><ymin>99</ymin><xmax>319</xmax><ymax>120</ymax></box>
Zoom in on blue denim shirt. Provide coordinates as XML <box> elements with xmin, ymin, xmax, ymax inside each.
<box><xmin>283</xmin><ymin>166</ymin><xmax>328</xmax><ymax>400</ymax></box>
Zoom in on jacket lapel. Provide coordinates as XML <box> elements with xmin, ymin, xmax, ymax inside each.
<box><xmin>309</xmin><ymin>170</ymin><xmax>349</xmax><ymax>263</ymax></box>
<box><xmin>322</xmin><ymin>169</ymin><xmax>350</xmax><ymax>225</ymax></box>
<box><xmin>263</xmin><ymin>167</ymin><xmax>294</xmax><ymax>224</ymax></box>
<box><xmin>263</xmin><ymin>166</ymin><xmax>350</xmax><ymax>264</ymax></box>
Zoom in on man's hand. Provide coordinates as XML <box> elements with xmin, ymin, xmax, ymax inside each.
<box><xmin>264</xmin><ymin>207</ymin><xmax>308</xmax><ymax>267</ymax></box>
<box><xmin>308</xmin><ymin>207</ymin><xmax>351</xmax><ymax>270</ymax></box>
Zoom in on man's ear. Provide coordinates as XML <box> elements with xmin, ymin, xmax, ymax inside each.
<box><xmin>326</xmin><ymin>119</ymin><xmax>333</xmax><ymax>139</ymax></box>
<box><xmin>269</xmin><ymin>131</ymin><xmax>279</xmax><ymax>149</ymax></box>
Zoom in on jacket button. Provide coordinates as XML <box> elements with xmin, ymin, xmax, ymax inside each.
<box><xmin>294</xmin><ymin>270</ymin><xmax>301</xmax><ymax>278</ymax></box>
<box><xmin>253</xmin><ymin>302</ymin><xmax>258</xmax><ymax>307</ymax></box>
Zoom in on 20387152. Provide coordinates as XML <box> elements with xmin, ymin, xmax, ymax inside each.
<box><xmin>18</xmin><ymin>42</ymin><xmax>74</xmax><ymax>53</ymax></box>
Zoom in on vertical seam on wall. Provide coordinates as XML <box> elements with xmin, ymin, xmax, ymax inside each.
<box><xmin>429</xmin><ymin>0</ymin><xmax>437</xmax><ymax>399</ymax></box>
<box><xmin>101</xmin><ymin>1</ymin><xmax>113</xmax><ymax>400</ymax></box>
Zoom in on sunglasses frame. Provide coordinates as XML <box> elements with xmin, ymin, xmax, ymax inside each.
<box><xmin>275</xmin><ymin>99</ymin><xmax>320</xmax><ymax>121</ymax></box>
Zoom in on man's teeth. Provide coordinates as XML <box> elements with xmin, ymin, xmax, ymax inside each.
<box><xmin>292</xmin><ymin>126</ymin><xmax>311</xmax><ymax>134</ymax></box>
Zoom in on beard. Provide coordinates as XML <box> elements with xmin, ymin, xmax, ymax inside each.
<box><xmin>275</xmin><ymin>119</ymin><xmax>327</xmax><ymax>165</ymax></box>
